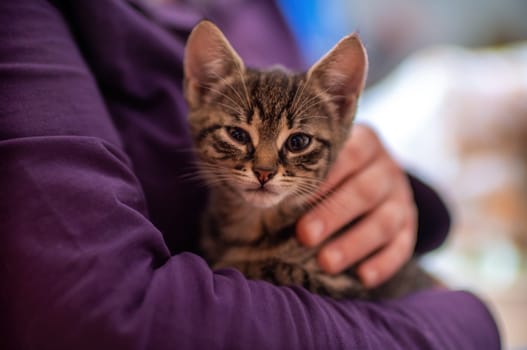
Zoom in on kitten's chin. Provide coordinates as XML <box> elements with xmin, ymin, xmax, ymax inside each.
<box><xmin>241</xmin><ymin>188</ymin><xmax>286</xmax><ymax>208</ymax></box>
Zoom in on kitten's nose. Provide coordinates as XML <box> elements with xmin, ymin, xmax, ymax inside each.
<box><xmin>252</xmin><ymin>167</ymin><xmax>276</xmax><ymax>186</ymax></box>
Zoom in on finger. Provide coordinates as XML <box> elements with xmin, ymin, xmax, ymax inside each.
<box><xmin>357</xmin><ymin>218</ymin><xmax>417</xmax><ymax>288</ymax></box>
<box><xmin>316</xmin><ymin>198</ymin><xmax>408</xmax><ymax>274</ymax></box>
<box><xmin>297</xmin><ymin>153</ymin><xmax>396</xmax><ymax>246</ymax></box>
<box><xmin>316</xmin><ymin>125</ymin><xmax>381</xmax><ymax>195</ymax></box>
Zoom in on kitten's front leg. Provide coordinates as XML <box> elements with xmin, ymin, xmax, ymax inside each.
<box><xmin>214</xmin><ymin>259</ymin><xmax>366</xmax><ymax>299</ymax></box>
<box><xmin>212</xmin><ymin>259</ymin><xmax>309</xmax><ymax>286</ymax></box>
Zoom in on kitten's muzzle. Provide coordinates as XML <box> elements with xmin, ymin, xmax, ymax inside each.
<box><xmin>252</xmin><ymin>166</ymin><xmax>276</xmax><ymax>186</ymax></box>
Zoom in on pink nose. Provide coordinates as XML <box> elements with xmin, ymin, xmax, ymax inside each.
<box><xmin>252</xmin><ymin>167</ymin><xmax>276</xmax><ymax>186</ymax></box>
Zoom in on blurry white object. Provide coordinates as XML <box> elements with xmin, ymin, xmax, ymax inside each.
<box><xmin>358</xmin><ymin>43</ymin><xmax>527</xmax><ymax>348</ymax></box>
<box><xmin>357</xmin><ymin>42</ymin><xmax>527</xmax><ymax>205</ymax></box>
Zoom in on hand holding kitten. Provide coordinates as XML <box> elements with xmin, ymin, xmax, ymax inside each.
<box><xmin>297</xmin><ymin>124</ymin><xmax>417</xmax><ymax>288</ymax></box>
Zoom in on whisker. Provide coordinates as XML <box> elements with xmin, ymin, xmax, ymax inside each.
<box><xmin>297</xmin><ymin>115</ymin><xmax>329</xmax><ymax>123</ymax></box>
<box><xmin>291</xmin><ymin>76</ymin><xmax>312</xmax><ymax>113</ymax></box>
<box><xmin>293</xmin><ymin>86</ymin><xmax>344</xmax><ymax>118</ymax></box>
<box><xmin>290</xmin><ymin>79</ymin><xmax>306</xmax><ymax>113</ymax></box>
<box><xmin>216</xmin><ymin>101</ymin><xmax>245</xmax><ymax>115</ymax></box>
<box><xmin>234</xmin><ymin>64</ymin><xmax>252</xmax><ymax>110</ymax></box>
<box><xmin>291</xmin><ymin>180</ymin><xmax>352</xmax><ymax>215</ymax></box>
<box><xmin>292</xmin><ymin>85</ymin><xmax>330</xmax><ymax>116</ymax></box>
<box><xmin>208</xmin><ymin>71</ymin><xmax>250</xmax><ymax>111</ymax></box>
<box><xmin>199</xmin><ymin>83</ymin><xmax>245</xmax><ymax>114</ymax></box>
<box><xmin>295</xmin><ymin>99</ymin><xmax>327</xmax><ymax>118</ymax></box>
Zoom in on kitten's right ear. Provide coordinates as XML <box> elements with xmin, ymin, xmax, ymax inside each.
<box><xmin>184</xmin><ymin>20</ymin><xmax>245</xmax><ymax>109</ymax></box>
<box><xmin>307</xmin><ymin>33</ymin><xmax>368</xmax><ymax>119</ymax></box>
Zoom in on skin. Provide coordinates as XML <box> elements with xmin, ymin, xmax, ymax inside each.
<box><xmin>297</xmin><ymin>124</ymin><xmax>418</xmax><ymax>288</ymax></box>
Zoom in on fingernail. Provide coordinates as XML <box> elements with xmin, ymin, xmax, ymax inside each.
<box><xmin>307</xmin><ymin>219</ymin><xmax>324</xmax><ymax>245</ymax></box>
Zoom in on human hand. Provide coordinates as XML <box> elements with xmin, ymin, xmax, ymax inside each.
<box><xmin>296</xmin><ymin>124</ymin><xmax>418</xmax><ymax>288</ymax></box>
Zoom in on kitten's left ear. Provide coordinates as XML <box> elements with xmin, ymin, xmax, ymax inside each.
<box><xmin>184</xmin><ymin>20</ymin><xmax>245</xmax><ymax>109</ymax></box>
<box><xmin>307</xmin><ymin>33</ymin><xmax>368</xmax><ymax>118</ymax></box>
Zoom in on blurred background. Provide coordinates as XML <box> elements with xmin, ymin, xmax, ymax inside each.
<box><xmin>277</xmin><ymin>0</ymin><xmax>527</xmax><ymax>348</ymax></box>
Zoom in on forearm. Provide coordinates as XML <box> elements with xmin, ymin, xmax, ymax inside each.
<box><xmin>0</xmin><ymin>138</ymin><xmax>499</xmax><ymax>350</ymax></box>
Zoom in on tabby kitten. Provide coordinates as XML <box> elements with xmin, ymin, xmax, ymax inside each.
<box><xmin>184</xmin><ymin>21</ymin><xmax>431</xmax><ymax>299</ymax></box>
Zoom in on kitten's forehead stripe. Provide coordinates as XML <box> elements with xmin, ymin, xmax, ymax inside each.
<box><xmin>212</xmin><ymin>138</ymin><xmax>239</xmax><ymax>155</ymax></box>
<box><xmin>285</xmin><ymin>76</ymin><xmax>301</xmax><ymax>129</ymax></box>
<box><xmin>198</xmin><ymin>124</ymin><xmax>223</xmax><ymax>142</ymax></box>
<box><xmin>246</xmin><ymin>107</ymin><xmax>254</xmax><ymax>125</ymax></box>
<box><xmin>245</xmin><ymin>70</ymin><xmax>304</xmax><ymax>129</ymax></box>
<box><xmin>212</xmin><ymin>68</ymin><xmax>332</xmax><ymax>137</ymax></box>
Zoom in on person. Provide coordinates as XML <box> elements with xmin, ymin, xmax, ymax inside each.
<box><xmin>0</xmin><ymin>0</ymin><xmax>500</xmax><ymax>349</ymax></box>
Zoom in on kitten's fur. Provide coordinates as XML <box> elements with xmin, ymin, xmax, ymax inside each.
<box><xmin>184</xmin><ymin>21</ymin><xmax>432</xmax><ymax>299</ymax></box>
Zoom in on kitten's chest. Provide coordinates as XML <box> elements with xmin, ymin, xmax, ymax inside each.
<box><xmin>212</xmin><ymin>234</ymin><xmax>315</xmax><ymax>269</ymax></box>
<box><xmin>200</xmin><ymin>197</ymin><xmax>314</xmax><ymax>265</ymax></box>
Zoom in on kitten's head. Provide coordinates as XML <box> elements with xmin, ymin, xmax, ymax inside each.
<box><xmin>184</xmin><ymin>21</ymin><xmax>367</xmax><ymax>208</ymax></box>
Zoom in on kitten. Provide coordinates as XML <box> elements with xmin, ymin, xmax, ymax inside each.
<box><xmin>184</xmin><ymin>20</ymin><xmax>432</xmax><ymax>299</ymax></box>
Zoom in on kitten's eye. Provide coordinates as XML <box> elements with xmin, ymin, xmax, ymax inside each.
<box><xmin>286</xmin><ymin>133</ymin><xmax>311</xmax><ymax>152</ymax></box>
<box><xmin>226</xmin><ymin>127</ymin><xmax>250</xmax><ymax>145</ymax></box>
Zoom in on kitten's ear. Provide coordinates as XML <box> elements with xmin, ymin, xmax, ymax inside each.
<box><xmin>307</xmin><ymin>33</ymin><xmax>368</xmax><ymax>118</ymax></box>
<box><xmin>184</xmin><ymin>20</ymin><xmax>245</xmax><ymax>109</ymax></box>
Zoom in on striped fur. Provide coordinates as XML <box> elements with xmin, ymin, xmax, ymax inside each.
<box><xmin>184</xmin><ymin>21</ymin><xmax>432</xmax><ymax>299</ymax></box>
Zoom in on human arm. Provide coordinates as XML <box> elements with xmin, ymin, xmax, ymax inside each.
<box><xmin>0</xmin><ymin>141</ymin><xmax>499</xmax><ymax>350</ymax></box>
<box><xmin>0</xmin><ymin>1</ymin><xmax>499</xmax><ymax>349</ymax></box>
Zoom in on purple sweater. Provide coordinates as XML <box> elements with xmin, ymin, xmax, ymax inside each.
<box><xmin>0</xmin><ymin>0</ymin><xmax>500</xmax><ymax>349</ymax></box>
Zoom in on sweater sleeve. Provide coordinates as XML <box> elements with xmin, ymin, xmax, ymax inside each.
<box><xmin>0</xmin><ymin>139</ymin><xmax>501</xmax><ymax>350</ymax></box>
<box><xmin>409</xmin><ymin>174</ymin><xmax>452</xmax><ymax>254</ymax></box>
<box><xmin>0</xmin><ymin>1</ymin><xmax>499</xmax><ymax>349</ymax></box>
